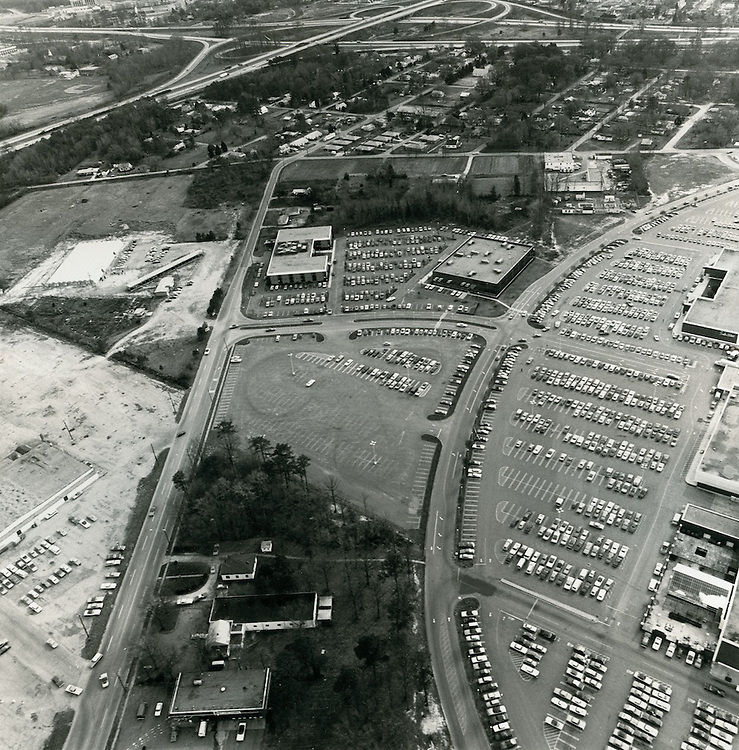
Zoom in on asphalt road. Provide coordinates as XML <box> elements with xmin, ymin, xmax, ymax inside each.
<box><xmin>62</xmin><ymin>151</ymin><xmax>297</xmax><ymax>750</ymax></box>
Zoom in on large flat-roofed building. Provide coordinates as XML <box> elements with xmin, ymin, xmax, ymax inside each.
<box><xmin>169</xmin><ymin>667</ymin><xmax>271</xmax><ymax>720</ymax></box>
<box><xmin>428</xmin><ymin>234</ymin><xmax>534</xmax><ymax>298</ymax></box>
<box><xmin>681</xmin><ymin>248</ymin><xmax>739</xmax><ymax>345</ymax></box>
<box><xmin>693</xmin><ymin>386</ymin><xmax>739</xmax><ymax>497</ymax></box>
<box><xmin>265</xmin><ymin>226</ymin><xmax>334</xmax><ymax>286</ymax></box>
<box><xmin>673</xmin><ymin>505</ymin><xmax>739</xmax><ymax>684</ymax></box>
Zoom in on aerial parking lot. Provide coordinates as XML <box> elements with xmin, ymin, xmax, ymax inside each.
<box><xmin>214</xmin><ymin>325</ymin><xmax>489</xmax><ymax>529</ymax></box>
<box><xmin>454</xmin><ymin>187</ymin><xmax>739</xmax><ymax>750</ymax></box>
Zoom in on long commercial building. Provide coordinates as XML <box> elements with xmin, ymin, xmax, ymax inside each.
<box><xmin>428</xmin><ymin>234</ymin><xmax>534</xmax><ymax>297</ymax></box>
<box><xmin>681</xmin><ymin>248</ymin><xmax>739</xmax><ymax>345</ymax></box>
<box><xmin>265</xmin><ymin>226</ymin><xmax>334</xmax><ymax>286</ymax></box>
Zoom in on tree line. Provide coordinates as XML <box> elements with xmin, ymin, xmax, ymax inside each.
<box><xmin>204</xmin><ymin>46</ymin><xmax>398</xmax><ymax>114</ymax></box>
<box><xmin>0</xmin><ymin>99</ymin><xmax>175</xmax><ymax>198</ymax></box>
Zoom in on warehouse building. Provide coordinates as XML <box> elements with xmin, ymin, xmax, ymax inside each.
<box><xmin>265</xmin><ymin>226</ymin><xmax>334</xmax><ymax>286</ymax></box>
<box><xmin>427</xmin><ymin>234</ymin><xmax>534</xmax><ymax>297</ymax></box>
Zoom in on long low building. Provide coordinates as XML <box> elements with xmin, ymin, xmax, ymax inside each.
<box><xmin>693</xmin><ymin>376</ymin><xmax>739</xmax><ymax>497</ymax></box>
<box><xmin>210</xmin><ymin>591</ymin><xmax>333</xmax><ymax>635</ymax></box>
<box><xmin>428</xmin><ymin>234</ymin><xmax>534</xmax><ymax>297</ymax></box>
<box><xmin>266</xmin><ymin>225</ymin><xmax>334</xmax><ymax>286</ymax></box>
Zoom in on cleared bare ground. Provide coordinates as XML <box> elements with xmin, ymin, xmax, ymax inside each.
<box><xmin>0</xmin><ymin>322</ymin><xmax>181</xmax><ymax>750</ymax></box>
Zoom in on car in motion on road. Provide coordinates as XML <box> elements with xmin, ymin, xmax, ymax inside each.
<box><xmin>236</xmin><ymin>722</ymin><xmax>247</xmax><ymax>742</ymax></box>
<box><xmin>704</xmin><ymin>683</ymin><xmax>726</xmax><ymax>697</ymax></box>
<box><xmin>99</xmin><ymin>672</ymin><xmax>109</xmax><ymax>688</ymax></box>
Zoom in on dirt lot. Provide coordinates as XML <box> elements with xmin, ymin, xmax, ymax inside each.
<box><xmin>280</xmin><ymin>155</ymin><xmax>469</xmax><ymax>182</ymax></box>
<box><xmin>0</xmin><ymin>321</ymin><xmax>181</xmax><ymax>750</ymax></box>
<box><xmin>0</xmin><ymin>75</ymin><xmax>112</xmax><ymax>132</ymax></box>
<box><xmin>0</xmin><ymin>176</ymin><xmax>231</xmax><ymax>290</ymax></box>
<box><xmin>645</xmin><ymin>152</ymin><xmax>739</xmax><ymax>204</ymax></box>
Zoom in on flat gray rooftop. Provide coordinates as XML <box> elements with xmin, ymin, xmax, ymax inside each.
<box><xmin>436</xmin><ymin>235</ymin><xmax>532</xmax><ymax>282</ymax></box>
<box><xmin>170</xmin><ymin>668</ymin><xmax>269</xmax><ymax>716</ymax></box>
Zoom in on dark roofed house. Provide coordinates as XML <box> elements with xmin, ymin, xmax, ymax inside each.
<box><xmin>219</xmin><ymin>554</ymin><xmax>258</xmax><ymax>582</ymax></box>
<box><xmin>210</xmin><ymin>592</ymin><xmax>332</xmax><ymax>635</ymax></box>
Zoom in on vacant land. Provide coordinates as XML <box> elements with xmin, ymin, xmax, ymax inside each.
<box><xmin>0</xmin><ymin>176</ymin><xmax>231</xmax><ymax>290</ymax></box>
<box><xmin>0</xmin><ymin>321</ymin><xmax>180</xmax><ymax>750</ymax></box>
<box><xmin>0</xmin><ymin>76</ymin><xmax>111</xmax><ymax>132</ymax></box>
<box><xmin>645</xmin><ymin>152</ymin><xmax>737</xmax><ymax>204</ymax></box>
<box><xmin>281</xmin><ymin>155</ymin><xmax>469</xmax><ymax>182</ymax></box>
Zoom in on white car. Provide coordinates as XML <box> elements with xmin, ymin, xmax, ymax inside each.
<box><xmin>236</xmin><ymin>722</ymin><xmax>247</xmax><ymax>742</ymax></box>
<box><xmin>154</xmin><ymin>701</ymin><xmax>164</xmax><ymax>717</ymax></box>
<box><xmin>65</xmin><ymin>684</ymin><xmax>83</xmax><ymax>696</ymax></box>
<box><xmin>520</xmin><ymin>663</ymin><xmax>539</xmax><ymax>678</ymax></box>
<box><xmin>99</xmin><ymin>673</ymin><xmax>109</xmax><ymax>689</ymax></box>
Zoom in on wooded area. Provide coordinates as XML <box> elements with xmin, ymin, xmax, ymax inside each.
<box><xmin>173</xmin><ymin>428</ymin><xmax>436</xmax><ymax>748</ymax></box>
<box><xmin>205</xmin><ymin>46</ymin><xmax>397</xmax><ymax>113</ymax></box>
<box><xmin>0</xmin><ymin>99</ymin><xmax>175</xmax><ymax>198</ymax></box>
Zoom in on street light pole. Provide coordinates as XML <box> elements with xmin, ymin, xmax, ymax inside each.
<box><xmin>289</xmin><ymin>352</ymin><xmax>295</xmax><ymax>376</ymax></box>
<box><xmin>370</xmin><ymin>440</ymin><xmax>378</xmax><ymax>465</ymax></box>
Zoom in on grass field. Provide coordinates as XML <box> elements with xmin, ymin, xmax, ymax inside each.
<box><xmin>281</xmin><ymin>155</ymin><xmax>469</xmax><ymax>182</ymax></box>
<box><xmin>411</xmin><ymin>0</ymin><xmax>498</xmax><ymax>16</ymax></box>
<box><xmin>218</xmin><ymin>330</ymin><xmax>481</xmax><ymax>528</ymax></box>
<box><xmin>644</xmin><ymin>153</ymin><xmax>736</xmax><ymax>202</ymax></box>
<box><xmin>0</xmin><ymin>75</ymin><xmax>111</xmax><ymax>132</ymax></box>
<box><xmin>0</xmin><ymin>176</ymin><xmax>231</xmax><ymax>288</ymax></box>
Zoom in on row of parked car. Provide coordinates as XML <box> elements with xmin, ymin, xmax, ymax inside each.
<box><xmin>542</xmin><ymin>347</ymin><xmax>684</xmax><ymax>389</ymax></box>
<box><xmin>559</xmin><ymin>326</ymin><xmax>693</xmax><ymax>366</ymax></box>
<box><xmin>535</xmin><ymin>513</ymin><xmax>629</xmax><ymax>569</ymax></box>
<box><xmin>528</xmin><ymin>390</ymin><xmax>682</xmax><ymax>446</ymax></box>
<box><xmin>571</xmin><ymin>295</ymin><xmax>660</xmax><ymax>322</ymax></box>
<box><xmin>360</xmin><ymin>346</ymin><xmax>440</xmax><ymax>374</ymax></box>
<box><xmin>572</xmin><ymin>495</ymin><xmax>642</xmax><ymax>533</ymax></box>
<box><xmin>508</xmin><ymin>621</ymin><xmax>556</xmax><ymax>680</ymax></box>
<box><xmin>458</xmin><ymin>608</ymin><xmax>519</xmax><ymax>749</ymax></box>
<box><xmin>627</xmin><ymin>246</ymin><xmax>689</xmax><ymax>267</ymax></box>
<box><xmin>581</xmin><ymin>281</ymin><xmax>667</xmax><ymax>307</ymax></box>
<box><xmin>681</xmin><ymin>700</ymin><xmax>739</xmax><ymax>750</ymax></box>
<box><xmin>503</xmin><ymin>538</ymin><xmax>613</xmax><ymax>600</ymax></box>
<box><xmin>434</xmin><ymin>344</ymin><xmax>482</xmax><ymax>416</ymax></box>
<box><xmin>606</xmin><ymin>671</ymin><xmax>672</xmax><ymax>750</ymax></box>
<box><xmin>530</xmin><ymin>249</ymin><xmax>613</xmax><ymax>325</ymax></box>
<box><xmin>531</xmin><ymin>365</ymin><xmax>684</xmax><ymax>418</ymax></box>
<box><xmin>613</xmin><ymin>256</ymin><xmax>685</xmax><ymax>279</ymax></box>
<box><xmin>562</xmin><ymin>310</ymin><xmax>652</xmax><ymax>339</ymax></box>
<box><xmin>598</xmin><ymin>268</ymin><xmax>676</xmax><ymax>293</ymax></box>
<box><xmin>20</xmin><ymin>559</ymin><xmax>80</xmax><ymax>613</ymax></box>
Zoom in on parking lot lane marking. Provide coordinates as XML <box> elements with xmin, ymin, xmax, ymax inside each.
<box><xmin>499</xmin><ymin>578</ymin><xmax>602</xmax><ymax>624</ymax></box>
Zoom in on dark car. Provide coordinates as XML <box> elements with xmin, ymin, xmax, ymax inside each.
<box><xmin>539</xmin><ymin>629</ymin><xmax>557</xmax><ymax>642</ymax></box>
<box><xmin>704</xmin><ymin>683</ymin><xmax>726</xmax><ymax>697</ymax></box>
